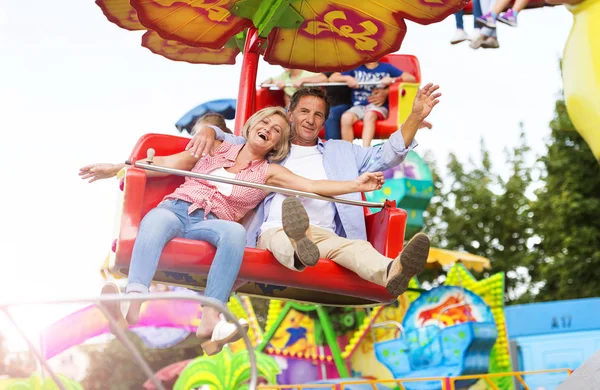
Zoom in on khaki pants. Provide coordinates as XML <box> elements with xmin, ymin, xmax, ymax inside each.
<box><xmin>257</xmin><ymin>226</ymin><xmax>391</xmax><ymax>286</ymax></box>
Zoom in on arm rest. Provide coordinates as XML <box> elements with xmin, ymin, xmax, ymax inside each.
<box><xmin>118</xmin><ymin>167</ymin><xmax>147</xmax><ymax>242</ymax></box>
<box><xmin>365</xmin><ymin>200</ymin><xmax>407</xmax><ymax>258</ymax></box>
<box><xmin>396</xmin><ymin>82</ymin><xmax>420</xmax><ymax>126</ymax></box>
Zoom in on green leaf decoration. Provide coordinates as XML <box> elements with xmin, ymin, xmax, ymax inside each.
<box><xmin>175</xmin><ymin>348</ymin><xmax>281</xmax><ymax>390</ymax></box>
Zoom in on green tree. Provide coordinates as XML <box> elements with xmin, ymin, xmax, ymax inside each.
<box><xmin>423</xmin><ymin>133</ymin><xmax>537</xmax><ymax>302</ymax></box>
<box><xmin>530</xmin><ymin>98</ymin><xmax>600</xmax><ymax>301</ymax></box>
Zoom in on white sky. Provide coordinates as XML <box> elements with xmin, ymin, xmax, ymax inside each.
<box><xmin>0</xmin><ymin>1</ymin><xmax>573</xmax><ymax>352</ymax></box>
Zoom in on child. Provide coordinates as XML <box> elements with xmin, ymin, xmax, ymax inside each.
<box><xmin>330</xmin><ymin>62</ymin><xmax>416</xmax><ymax>147</ymax></box>
<box><xmin>192</xmin><ymin>113</ymin><xmax>232</xmax><ymax>135</ymax></box>
<box><xmin>262</xmin><ymin>68</ymin><xmax>326</xmax><ymax>107</ymax></box>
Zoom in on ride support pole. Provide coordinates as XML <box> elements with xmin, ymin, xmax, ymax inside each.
<box><xmin>235</xmin><ymin>27</ymin><xmax>264</xmax><ymax>135</ymax></box>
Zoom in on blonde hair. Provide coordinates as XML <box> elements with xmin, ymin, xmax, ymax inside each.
<box><xmin>241</xmin><ymin>106</ymin><xmax>290</xmax><ymax>162</ymax></box>
<box><xmin>192</xmin><ymin>113</ymin><xmax>232</xmax><ymax>135</ymax></box>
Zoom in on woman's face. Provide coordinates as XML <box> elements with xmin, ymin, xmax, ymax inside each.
<box><xmin>247</xmin><ymin>114</ymin><xmax>287</xmax><ymax>155</ymax></box>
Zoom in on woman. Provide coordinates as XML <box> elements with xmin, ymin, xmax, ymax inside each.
<box><xmin>80</xmin><ymin>107</ymin><xmax>384</xmax><ymax>355</ymax></box>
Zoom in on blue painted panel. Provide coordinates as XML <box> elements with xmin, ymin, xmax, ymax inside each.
<box><xmin>505</xmin><ymin>298</ymin><xmax>600</xmax><ymax>338</ymax></box>
<box><xmin>513</xmin><ymin>330</ymin><xmax>600</xmax><ymax>389</ymax></box>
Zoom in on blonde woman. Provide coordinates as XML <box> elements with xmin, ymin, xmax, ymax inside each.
<box><xmin>80</xmin><ymin>106</ymin><xmax>384</xmax><ymax>355</ymax></box>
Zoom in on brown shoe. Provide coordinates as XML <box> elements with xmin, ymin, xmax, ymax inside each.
<box><xmin>385</xmin><ymin>233</ymin><xmax>430</xmax><ymax>296</ymax></box>
<box><xmin>282</xmin><ymin>197</ymin><xmax>320</xmax><ymax>267</ymax></box>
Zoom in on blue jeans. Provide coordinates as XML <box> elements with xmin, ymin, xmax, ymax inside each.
<box><xmin>126</xmin><ymin>199</ymin><xmax>247</xmax><ymax>303</ymax></box>
<box><xmin>454</xmin><ymin>0</ymin><xmax>482</xmax><ymax>29</ymax></box>
<box><xmin>325</xmin><ymin>104</ymin><xmax>352</xmax><ymax>140</ymax></box>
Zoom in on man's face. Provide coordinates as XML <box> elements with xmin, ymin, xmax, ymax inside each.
<box><xmin>288</xmin><ymin>96</ymin><xmax>326</xmax><ymax>146</ymax></box>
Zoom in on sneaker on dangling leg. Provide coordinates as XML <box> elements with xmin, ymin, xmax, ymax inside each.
<box><xmin>467</xmin><ymin>28</ymin><xmax>481</xmax><ymax>41</ymax></box>
<box><xmin>450</xmin><ymin>29</ymin><xmax>468</xmax><ymax>44</ymax></box>
<box><xmin>469</xmin><ymin>34</ymin><xmax>485</xmax><ymax>50</ymax></box>
<box><xmin>498</xmin><ymin>8</ymin><xmax>518</xmax><ymax>27</ymax></box>
<box><xmin>482</xmin><ymin>36</ymin><xmax>500</xmax><ymax>49</ymax></box>
<box><xmin>476</xmin><ymin>12</ymin><xmax>497</xmax><ymax>29</ymax></box>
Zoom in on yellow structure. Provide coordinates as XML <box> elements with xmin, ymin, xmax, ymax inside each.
<box><xmin>557</xmin><ymin>0</ymin><xmax>600</xmax><ymax>161</ymax></box>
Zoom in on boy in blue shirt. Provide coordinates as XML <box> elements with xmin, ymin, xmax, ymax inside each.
<box><xmin>330</xmin><ymin>62</ymin><xmax>416</xmax><ymax>146</ymax></box>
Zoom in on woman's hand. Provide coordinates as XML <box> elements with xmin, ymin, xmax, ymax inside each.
<box><xmin>79</xmin><ymin>163</ymin><xmax>123</xmax><ymax>183</ymax></box>
<box><xmin>354</xmin><ymin>172</ymin><xmax>385</xmax><ymax>192</ymax></box>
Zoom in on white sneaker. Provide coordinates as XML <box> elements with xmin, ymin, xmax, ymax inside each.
<box><xmin>199</xmin><ymin>316</ymin><xmax>249</xmax><ymax>355</ymax></box>
<box><xmin>469</xmin><ymin>35</ymin><xmax>485</xmax><ymax>50</ymax></box>
<box><xmin>468</xmin><ymin>28</ymin><xmax>481</xmax><ymax>41</ymax></box>
<box><xmin>450</xmin><ymin>29</ymin><xmax>468</xmax><ymax>44</ymax></box>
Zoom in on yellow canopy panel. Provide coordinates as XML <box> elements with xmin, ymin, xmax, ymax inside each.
<box><xmin>427</xmin><ymin>248</ymin><xmax>491</xmax><ymax>272</ymax></box>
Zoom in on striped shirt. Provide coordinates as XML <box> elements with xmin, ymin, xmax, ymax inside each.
<box><xmin>165</xmin><ymin>142</ymin><xmax>269</xmax><ymax>221</ymax></box>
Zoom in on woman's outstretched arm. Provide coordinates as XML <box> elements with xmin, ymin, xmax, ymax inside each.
<box><xmin>78</xmin><ymin>142</ymin><xmax>223</xmax><ymax>183</ymax></box>
<box><xmin>265</xmin><ymin>164</ymin><xmax>384</xmax><ymax>196</ymax></box>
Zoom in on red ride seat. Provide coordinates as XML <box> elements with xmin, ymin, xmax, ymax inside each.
<box><xmin>109</xmin><ymin>134</ymin><xmax>408</xmax><ymax>306</ymax></box>
<box><xmin>256</xmin><ymin>54</ymin><xmax>421</xmax><ymax>141</ymax></box>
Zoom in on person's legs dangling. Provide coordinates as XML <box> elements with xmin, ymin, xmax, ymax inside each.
<box><xmin>121</xmin><ymin>199</ymin><xmax>185</xmax><ymax>325</ymax></box>
<box><xmin>184</xmin><ymin>210</ymin><xmax>249</xmax><ymax>354</ymax></box>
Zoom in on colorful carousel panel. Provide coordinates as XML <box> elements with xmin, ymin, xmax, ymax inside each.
<box><xmin>142</xmin><ymin>30</ymin><xmax>241</xmax><ymax>64</ymax></box>
<box><xmin>131</xmin><ymin>0</ymin><xmax>253</xmax><ymax>49</ymax></box>
<box><xmin>96</xmin><ymin>0</ymin><xmax>145</xmax><ymax>30</ymax></box>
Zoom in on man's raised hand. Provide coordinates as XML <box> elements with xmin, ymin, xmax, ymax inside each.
<box><xmin>411</xmin><ymin>83</ymin><xmax>441</xmax><ymax>120</ymax></box>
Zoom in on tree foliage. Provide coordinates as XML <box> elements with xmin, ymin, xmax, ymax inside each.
<box><xmin>423</xmin><ymin>131</ymin><xmax>536</xmax><ymax>302</ymax></box>
<box><xmin>422</xmin><ymin>92</ymin><xmax>600</xmax><ymax>304</ymax></box>
<box><xmin>530</xmin><ymin>98</ymin><xmax>600</xmax><ymax>301</ymax></box>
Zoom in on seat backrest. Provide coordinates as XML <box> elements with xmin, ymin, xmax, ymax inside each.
<box><xmin>255</xmin><ymin>54</ymin><xmax>422</xmax><ymax>112</ymax></box>
<box><xmin>128</xmin><ymin>133</ymin><xmax>190</xmax><ymax>218</ymax></box>
<box><xmin>379</xmin><ymin>54</ymin><xmax>421</xmax><ymax>83</ymax></box>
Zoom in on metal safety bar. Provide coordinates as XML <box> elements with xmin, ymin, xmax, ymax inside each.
<box><xmin>260</xmin><ymin>81</ymin><xmax>387</xmax><ymax>88</ymax></box>
<box><xmin>0</xmin><ymin>292</ymin><xmax>258</xmax><ymax>390</ymax></box>
<box><xmin>130</xmin><ymin>159</ymin><xmax>386</xmax><ymax>209</ymax></box>
<box><xmin>371</xmin><ymin>320</ymin><xmax>405</xmax><ymax>340</ymax></box>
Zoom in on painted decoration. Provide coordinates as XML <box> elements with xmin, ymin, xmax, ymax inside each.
<box><xmin>95</xmin><ymin>0</ymin><xmax>145</xmax><ymax>30</ymax></box>
<box><xmin>130</xmin><ymin>0</ymin><xmax>252</xmax><ymax>50</ymax></box>
<box><xmin>95</xmin><ymin>0</ymin><xmax>467</xmax><ymax>71</ymax></box>
<box><xmin>142</xmin><ymin>30</ymin><xmax>240</xmax><ymax>65</ymax></box>
<box><xmin>403</xmin><ymin>286</ymin><xmax>494</xmax><ymax>330</ymax></box>
<box><xmin>372</xmin><ymin>286</ymin><xmax>498</xmax><ymax>390</ymax></box>
<box><xmin>40</xmin><ymin>287</ymin><xmax>202</xmax><ymax>359</ymax></box>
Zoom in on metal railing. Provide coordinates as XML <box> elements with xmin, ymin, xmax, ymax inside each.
<box><xmin>445</xmin><ymin>368</ymin><xmax>573</xmax><ymax>390</ymax></box>
<box><xmin>371</xmin><ymin>320</ymin><xmax>405</xmax><ymax>339</ymax></box>
<box><xmin>130</xmin><ymin>157</ymin><xmax>385</xmax><ymax>209</ymax></box>
<box><xmin>260</xmin><ymin>81</ymin><xmax>387</xmax><ymax>88</ymax></box>
<box><xmin>0</xmin><ymin>292</ymin><xmax>257</xmax><ymax>390</ymax></box>
<box><xmin>256</xmin><ymin>368</ymin><xmax>573</xmax><ymax>390</ymax></box>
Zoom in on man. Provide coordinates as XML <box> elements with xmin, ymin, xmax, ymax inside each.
<box><xmin>186</xmin><ymin>83</ymin><xmax>441</xmax><ymax>297</ymax></box>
